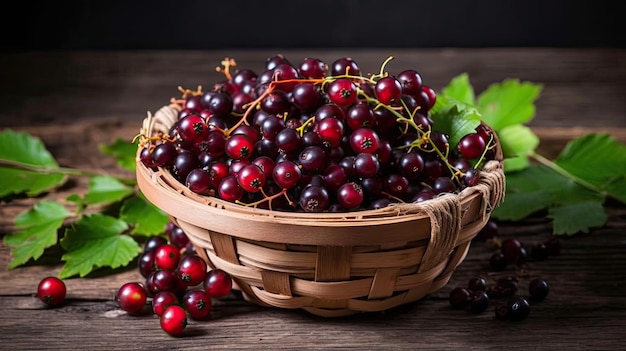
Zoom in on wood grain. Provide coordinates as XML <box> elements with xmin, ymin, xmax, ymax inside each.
<box><xmin>1</xmin><ymin>49</ymin><xmax>625</xmax><ymax>350</ymax></box>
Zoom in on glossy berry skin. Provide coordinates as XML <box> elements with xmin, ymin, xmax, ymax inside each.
<box><xmin>154</xmin><ymin>244</ymin><xmax>182</xmax><ymax>271</ymax></box>
<box><xmin>350</xmin><ymin>128</ymin><xmax>380</xmax><ymax>154</ymax></box>
<box><xmin>177</xmin><ymin>254</ymin><xmax>208</xmax><ymax>287</ymax></box>
<box><xmin>507</xmin><ymin>296</ymin><xmax>531</xmax><ymax>321</ymax></box>
<box><xmin>116</xmin><ymin>282</ymin><xmax>147</xmax><ymax>315</ymax></box>
<box><xmin>375</xmin><ymin>77</ymin><xmax>403</xmax><ymax>105</ymax></box>
<box><xmin>336</xmin><ymin>182</ymin><xmax>364</xmax><ymax>210</ymax></box>
<box><xmin>204</xmin><ymin>269</ymin><xmax>233</xmax><ymax>298</ymax></box>
<box><xmin>327</xmin><ymin>78</ymin><xmax>358</xmax><ymax>108</ymax></box>
<box><xmin>37</xmin><ymin>276</ymin><xmax>66</xmax><ymax>307</ymax></box>
<box><xmin>183</xmin><ymin>289</ymin><xmax>212</xmax><ymax>320</ymax></box>
<box><xmin>237</xmin><ymin>164</ymin><xmax>267</xmax><ymax>193</ymax></box>
<box><xmin>160</xmin><ymin>305</ymin><xmax>188</xmax><ymax>336</ymax></box>
<box><xmin>272</xmin><ymin>161</ymin><xmax>301</xmax><ymax>189</ymax></box>
<box><xmin>458</xmin><ymin>133</ymin><xmax>486</xmax><ymax>160</ymax></box>
<box><xmin>152</xmin><ymin>291</ymin><xmax>179</xmax><ymax>317</ymax></box>
<box><xmin>529</xmin><ymin>278</ymin><xmax>550</xmax><ymax>302</ymax></box>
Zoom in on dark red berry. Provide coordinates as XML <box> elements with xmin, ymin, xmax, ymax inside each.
<box><xmin>204</xmin><ymin>269</ymin><xmax>233</xmax><ymax>298</ymax></box>
<box><xmin>160</xmin><ymin>305</ymin><xmax>188</xmax><ymax>335</ymax></box>
<box><xmin>37</xmin><ymin>276</ymin><xmax>66</xmax><ymax>307</ymax></box>
<box><xmin>116</xmin><ymin>282</ymin><xmax>147</xmax><ymax>315</ymax></box>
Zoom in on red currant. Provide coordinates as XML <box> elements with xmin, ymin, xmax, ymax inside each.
<box><xmin>183</xmin><ymin>289</ymin><xmax>212</xmax><ymax>320</ymax></box>
<box><xmin>160</xmin><ymin>305</ymin><xmax>188</xmax><ymax>336</ymax></box>
<box><xmin>375</xmin><ymin>76</ymin><xmax>403</xmax><ymax>105</ymax></box>
<box><xmin>327</xmin><ymin>78</ymin><xmax>357</xmax><ymax>108</ymax></box>
<box><xmin>236</xmin><ymin>164</ymin><xmax>267</xmax><ymax>193</ymax></box>
<box><xmin>316</xmin><ymin>117</ymin><xmax>344</xmax><ymax>148</ymax></box>
<box><xmin>177</xmin><ymin>254</ymin><xmax>208</xmax><ymax>287</ymax></box>
<box><xmin>336</xmin><ymin>182</ymin><xmax>364</xmax><ymax>210</ymax></box>
<box><xmin>272</xmin><ymin>161</ymin><xmax>301</xmax><ymax>189</ymax></box>
<box><xmin>154</xmin><ymin>243</ymin><xmax>181</xmax><ymax>271</ymax></box>
<box><xmin>116</xmin><ymin>282</ymin><xmax>147</xmax><ymax>315</ymax></box>
<box><xmin>203</xmin><ymin>269</ymin><xmax>233</xmax><ymax>298</ymax></box>
<box><xmin>225</xmin><ymin>134</ymin><xmax>254</xmax><ymax>160</ymax></box>
<box><xmin>350</xmin><ymin>128</ymin><xmax>380</xmax><ymax>154</ymax></box>
<box><xmin>177</xmin><ymin>113</ymin><xmax>208</xmax><ymax>143</ymax></box>
<box><xmin>37</xmin><ymin>276</ymin><xmax>66</xmax><ymax>307</ymax></box>
<box><xmin>152</xmin><ymin>291</ymin><xmax>179</xmax><ymax>317</ymax></box>
<box><xmin>458</xmin><ymin>133</ymin><xmax>487</xmax><ymax>160</ymax></box>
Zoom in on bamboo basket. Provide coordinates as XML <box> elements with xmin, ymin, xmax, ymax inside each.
<box><xmin>136</xmin><ymin>104</ymin><xmax>506</xmax><ymax>317</ymax></box>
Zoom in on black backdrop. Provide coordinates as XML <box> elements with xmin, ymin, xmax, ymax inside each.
<box><xmin>3</xmin><ymin>0</ymin><xmax>625</xmax><ymax>51</ymax></box>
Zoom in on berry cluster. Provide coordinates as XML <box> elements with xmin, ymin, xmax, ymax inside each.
<box><xmin>481</xmin><ymin>221</ymin><xmax>561</xmax><ymax>272</ymax></box>
<box><xmin>139</xmin><ymin>55</ymin><xmax>498</xmax><ymax>212</ymax></box>
<box><xmin>449</xmin><ymin>275</ymin><xmax>550</xmax><ymax>321</ymax></box>
<box><xmin>116</xmin><ymin>221</ymin><xmax>233</xmax><ymax>336</ymax></box>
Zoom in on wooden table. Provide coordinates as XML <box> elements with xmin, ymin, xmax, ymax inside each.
<box><xmin>1</xmin><ymin>49</ymin><xmax>625</xmax><ymax>350</ymax></box>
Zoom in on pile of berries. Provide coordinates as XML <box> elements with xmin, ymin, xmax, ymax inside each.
<box><xmin>449</xmin><ymin>275</ymin><xmax>550</xmax><ymax>321</ymax></box>
<box><xmin>116</xmin><ymin>221</ymin><xmax>233</xmax><ymax>336</ymax></box>
<box><xmin>139</xmin><ymin>55</ymin><xmax>498</xmax><ymax>212</ymax></box>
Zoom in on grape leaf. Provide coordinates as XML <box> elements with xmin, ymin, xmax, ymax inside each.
<box><xmin>548</xmin><ymin>202</ymin><xmax>607</xmax><ymax>235</ymax></box>
<box><xmin>477</xmin><ymin>79</ymin><xmax>543</xmax><ymax>131</ymax></box>
<box><xmin>493</xmin><ymin>164</ymin><xmax>606</xmax><ymax>233</ymax></box>
<box><xmin>490</xmin><ymin>190</ymin><xmax>552</xmax><ymax>221</ymax></box>
<box><xmin>83</xmin><ymin>175</ymin><xmax>134</xmax><ymax>205</ymax></box>
<box><xmin>99</xmin><ymin>138</ymin><xmax>137</xmax><ymax>172</ymax></box>
<box><xmin>120</xmin><ymin>194</ymin><xmax>170</xmax><ymax>236</ymax></box>
<box><xmin>4</xmin><ymin>201</ymin><xmax>71</xmax><ymax>269</ymax></box>
<box><xmin>59</xmin><ymin>214</ymin><xmax>141</xmax><ymax>278</ymax></box>
<box><xmin>554</xmin><ymin>133</ymin><xmax>626</xmax><ymax>203</ymax></box>
<box><xmin>497</xmin><ymin>124</ymin><xmax>540</xmax><ymax>172</ymax></box>
<box><xmin>441</xmin><ymin>73</ymin><xmax>475</xmax><ymax>105</ymax></box>
<box><xmin>0</xmin><ymin>130</ymin><xmax>66</xmax><ymax>198</ymax></box>
<box><xmin>430</xmin><ymin>96</ymin><xmax>482</xmax><ymax>150</ymax></box>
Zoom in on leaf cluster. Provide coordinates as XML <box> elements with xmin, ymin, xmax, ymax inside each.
<box><xmin>1</xmin><ymin>132</ymin><xmax>169</xmax><ymax>278</ymax></box>
<box><xmin>438</xmin><ymin>74</ymin><xmax>626</xmax><ymax>234</ymax></box>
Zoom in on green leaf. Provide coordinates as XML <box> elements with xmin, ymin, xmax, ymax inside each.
<box><xmin>503</xmin><ymin>155</ymin><xmax>531</xmax><ymax>173</ymax></box>
<box><xmin>99</xmin><ymin>138</ymin><xmax>137</xmax><ymax>172</ymax></box>
<box><xmin>120</xmin><ymin>195</ymin><xmax>170</xmax><ymax>236</ymax></box>
<box><xmin>83</xmin><ymin>175</ymin><xmax>134</xmax><ymax>205</ymax></box>
<box><xmin>0</xmin><ymin>130</ymin><xmax>66</xmax><ymax>198</ymax></box>
<box><xmin>497</xmin><ymin>124</ymin><xmax>540</xmax><ymax>171</ymax></box>
<box><xmin>441</xmin><ymin>73</ymin><xmax>475</xmax><ymax>105</ymax></box>
<box><xmin>430</xmin><ymin>96</ymin><xmax>482</xmax><ymax>150</ymax></box>
<box><xmin>492</xmin><ymin>190</ymin><xmax>552</xmax><ymax>221</ymax></box>
<box><xmin>477</xmin><ymin>79</ymin><xmax>542</xmax><ymax>131</ymax></box>
<box><xmin>554</xmin><ymin>133</ymin><xmax>626</xmax><ymax>203</ymax></box>
<box><xmin>548</xmin><ymin>202</ymin><xmax>607</xmax><ymax>235</ymax></box>
<box><xmin>3</xmin><ymin>201</ymin><xmax>71</xmax><ymax>269</ymax></box>
<box><xmin>59</xmin><ymin>214</ymin><xmax>141</xmax><ymax>278</ymax></box>
<box><xmin>492</xmin><ymin>164</ymin><xmax>604</xmax><ymax>222</ymax></box>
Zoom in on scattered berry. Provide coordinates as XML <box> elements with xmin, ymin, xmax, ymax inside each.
<box><xmin>37</xmin><ymin>276</ymin><xmax>66</xmax><ymax>307</ymax></box>
<box><xmin>160</xmin><ymin>305</ymin><xmax>188</xmax><ymax>336</ymax></box>
<box><xmin>116</xmin><ymin>282</ymin><xmax>147</xmax><ymax>315</ymax></box>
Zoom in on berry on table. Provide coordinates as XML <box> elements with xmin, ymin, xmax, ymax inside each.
<box><xmin>37</xmin><ymin>276</ymin><xmax>66</xmax><ymax>307</ymax></box>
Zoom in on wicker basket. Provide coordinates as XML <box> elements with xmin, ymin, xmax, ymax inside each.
<box><xmin>136</xmin><ymin>104</ymin><xmax>506</xmax><ymax>317</ymax></box>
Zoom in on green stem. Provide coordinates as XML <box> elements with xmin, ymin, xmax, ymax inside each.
<box><xmin>0</xmin><ymin>159</ymin><xmax>136</xmax><ymax>185</ymax></box>
<box><xmin>528</xmin><ymin>151</ymin><xmax>606</xmax><ymax>196</ymax></box>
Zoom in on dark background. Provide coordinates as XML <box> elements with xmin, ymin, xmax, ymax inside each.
<box><xmin>3</xmin><ymin>0</ymin><xmax>624</xmax><ymax>51</ymax></box>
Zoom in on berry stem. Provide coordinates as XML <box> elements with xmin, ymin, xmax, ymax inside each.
<box><xmin>0</xmin><ymin>158</ymin><xmax>136</xmax><ymax>184</ymax></box>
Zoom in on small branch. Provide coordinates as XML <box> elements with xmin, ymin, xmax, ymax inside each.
<box><xmin>0</xmin><ymin>159</ymin><xmax>135</xmax><ymax>184</ymax></box>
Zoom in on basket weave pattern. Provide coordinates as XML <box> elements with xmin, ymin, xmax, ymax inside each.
<box><xmin>137</xmin><ymin>105</ymin><xmax>506</xmax><ymax>317</ymax></box>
